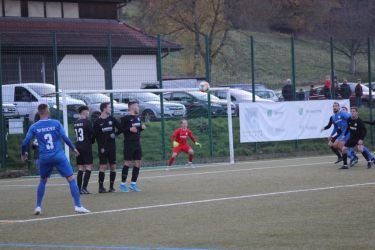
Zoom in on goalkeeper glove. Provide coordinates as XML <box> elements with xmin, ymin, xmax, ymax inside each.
<box><xmin>195</xmin><ymin>142</ymin><xmax>202</xmax><ymax>148</ymax></box>
<box><xmin>173</xmin><ymin>141</ymin><xmax>179</xmax><ymax>148</ymax></box>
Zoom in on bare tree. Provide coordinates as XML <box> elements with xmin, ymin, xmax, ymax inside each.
<box><xmin>313</xmin><ymin>0</ymin><xmax>375</xmax><ymax>74</ymax></box>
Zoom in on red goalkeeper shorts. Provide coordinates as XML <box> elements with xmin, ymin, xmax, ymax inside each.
<box><xmin>173</xmin><ymin>144</ymin><xmax>192</xmax><ymax>155</ymax></box>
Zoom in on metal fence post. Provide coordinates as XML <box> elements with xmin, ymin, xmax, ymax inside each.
<box><xmin>330</xmin><ymin>37</ymin><xmax>335</xmax><ymax>99</ymax></box>
<box><xmin>52</xmin><ymin>32</ymin><xmax>60</xmax><ymax>121</ymax></box>
<box><xmin>0</xmin><ymin>34</ymin><xmax>5</xmax><ymax>169</ymax></box>
<box><xmin>107</xmin><ymin>33</ymin><xmax>114</xmax><ymax>116</ymax></box>
<box><xmin>205</xmin><ymin>35</ymin><xmax>213</xmax><ymax>159</ymax></box>
<box><xmin>291</xmin><ymin>35</ymin><xmax>298</xmax><ymax>150</ymax></box>
<box><xmin>250</xmin><ymin>35</ymin><xmax>258</xmax><ymax>153</ymax></box>
<box><xmin>368</xmin><ymin>37</ymin><xmax>374</xmax><ymax>145</ymax></box>
<box><xmin>157</xmin><ymin>35</ymin><xmax>166</xmax><ymax>160</ymax></box>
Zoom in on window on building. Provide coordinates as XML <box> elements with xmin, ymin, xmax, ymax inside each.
<box><xmin>28</xmin><ymin>1</ymin><xmax>44</xmax><ymax>17</ymax></box>
<box><xmin>46</xmin><ymin>2</ymin><xmax>61</xmax><ymax>18</ymax></box>
<box><xmin>4</xmin><ymin>0</ymin><xmax>21</xmax><ymax>17</ymax></box>
<box><xmin>63</xmin><ymin>2</ymin><xmax>78</xmax><ymax>18</ymax></box>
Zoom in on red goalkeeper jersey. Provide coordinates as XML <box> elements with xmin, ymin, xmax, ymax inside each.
<box><xmin>171</xmin><ymin>128</ymin><xmax>196</xmax><ymax>145</ymax></box>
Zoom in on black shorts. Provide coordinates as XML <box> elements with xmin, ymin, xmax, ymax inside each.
<box><xmin>76</xmin><ymin>147</ymin><xmax>93</xmax><ymax>165</ymax></box>
<box><xmin>124</xmin><ymin>141</ymin><xmax>142</xmax><ymax>161</ymax></box>
<box><xmin>98</xmin><ymin>147</ymin><xmax>116</xmax><ymax>165</ymax></box>
<box><xmin>345</xmin><ymin>138</ymin><xmax>359</xmax><ymax>148</ymax></box>
<box><xmin>330</xmin><ymin>134</ymin><xmax>339</xmax><ymax>143</ymax></box>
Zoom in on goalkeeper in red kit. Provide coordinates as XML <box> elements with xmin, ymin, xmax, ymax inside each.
<box><xmin>167</xmin><ymin>119</ymin><xmax>201</xmax><ymax>169</ymax></box>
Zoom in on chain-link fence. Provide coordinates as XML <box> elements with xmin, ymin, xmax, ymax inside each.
<box><xmin>1</xmin><ymin>29</ymin><xmax>375</xmax><ymax>173</ymax></box>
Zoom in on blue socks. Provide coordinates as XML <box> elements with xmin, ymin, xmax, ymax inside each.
<box><xmin>347</xmin><ymin>148</ymin><xmax>356</xmax><ymax>161</ymax></box>
<box><xmin>363</xmin><ymin>147</ymin><xmax>374</xmax><ymax>161</ymax></box>
<box><xmin>68</xmin><ymin>178</ymin><xmax>81</xmax><ymax>207</ymax></box>
<box><xmin>36</xmin><ymin>178</ymin><xmax>47</xmax><ymax>207</ymax></box>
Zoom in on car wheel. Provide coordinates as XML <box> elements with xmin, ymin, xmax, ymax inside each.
<box><xmin>142</xmin><ymin>110</ymin><xmax>156</xmax><ymax>122</ymax></box>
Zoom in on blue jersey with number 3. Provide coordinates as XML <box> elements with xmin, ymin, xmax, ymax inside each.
<box><xmin>22</xmin><ymin>119</ymin><xmax>75</xmax><ymax>159</ymax></box>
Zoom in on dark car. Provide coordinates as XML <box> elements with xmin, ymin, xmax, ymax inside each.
<box><xmin>163</xmin><ymin>91</ymin><xmax>236</xmax><ymax>117</ymax></box>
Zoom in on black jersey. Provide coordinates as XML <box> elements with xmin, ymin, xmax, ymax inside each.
<box><xmin>73</xmin><ymin>118</ymin><xmax>95</xmax><ymax>149</ymax></box>
<box><xmin>345</xmin><ymin>117</ymin><xmax>367</xmax><ymax>140</ymax></box>
<box><xmin>121</xmin><ymin>115</ymin><xmax>143</xmax><ymax>142</ymax></box>
<box><xmin>93</xmin><ymin>116</ymin><xmax>121</xmax><ymax>149</ymax></box>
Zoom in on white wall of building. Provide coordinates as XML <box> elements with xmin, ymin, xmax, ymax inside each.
<box><xmin>58</xmin><ymin>55</ymin><xmax>105</xmax><ymax>90</ymax></box>
<box><xmin>113</xmin><ymin>55</ymin><xmax>157</xmax><ymax>89</ymax></box>
<box><xmin>63</xmin><ymin>2</ymin><xmax>79</xmax><ymax>18</ymax></box>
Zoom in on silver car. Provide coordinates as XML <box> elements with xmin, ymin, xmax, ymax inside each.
<box><xmin>113</xmin><ymin>92</ymin><xmax>186</xmax><ymax>122</ymax></box>
<box><xmin>70</xmin><ymin>93</ymin><xmax>128</xmax><ymax>120</ymax></box>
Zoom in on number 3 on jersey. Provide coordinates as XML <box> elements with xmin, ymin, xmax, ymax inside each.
<box><xmin>44</xmin><ymin>133</ymin><xmax>54</xmax><ymax>150</ymax></box>
<box><xmin>75</xmin><ymin>128</ymin><xmax>84</xmax><ymax>142</ymax></box>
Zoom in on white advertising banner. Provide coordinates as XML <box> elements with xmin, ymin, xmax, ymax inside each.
<box><xmin>239</xmin><ymin>100</ymin><xmax>350</xmax><ymax>143</ymax></box>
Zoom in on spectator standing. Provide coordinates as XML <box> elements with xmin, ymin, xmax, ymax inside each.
<box><xmin>282</xmin><ymin>79</ymin><xmax>293</xmax><ymax>101</ymax></box>
<box><xmin>355</xmin><ymin>79</ymin><xmax>363</xmax><ymax>107</ymax></box>
<box><xmin>340</xmin><ymin>79</ymin><xmax>351</xmax><ymax>99</ymax></box>
<box><xmin>324</xmin><ymin>75</ymin><xmax>331</xmax><ymax>98</ymax></box>
<box><xmin>297</xmin><ymin>89</ymin><xmax>305</xmax><ymax>100</ymax></box>
<box><xmin>309</xmin><ymin>84</ymin><xmax>316</xmax><ymax>98</ymax></box>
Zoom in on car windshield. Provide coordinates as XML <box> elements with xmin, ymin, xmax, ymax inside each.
<box><xmin>130</xmin><ymin>93</ymin><xmax>161</xmax><ymax>102</ymax></box>
<box><xmin>28</xmin><ymin>85</ymin><xmax>57</xmax><ymax>97</ymax></box>
<box><xmin>84</xmin><ymin>94</ymin><xmax>112</xmax><ymax>103</ymax></box>
<box><xmin>189</xmin><ymin>91</ymin><xmax>221</xmax><ymax>101</ymax></box>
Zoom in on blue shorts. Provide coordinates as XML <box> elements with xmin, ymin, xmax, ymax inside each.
<box><xmin>39</xmin><ymin>153</ymin><xmax>74</xmax><ymax>178</ymax></box>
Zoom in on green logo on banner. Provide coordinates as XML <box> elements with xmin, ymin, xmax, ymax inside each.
<box><xmin>267</xmin><ymin>110</ymin><xmax>272</xmax><ymax>117</ymax></box>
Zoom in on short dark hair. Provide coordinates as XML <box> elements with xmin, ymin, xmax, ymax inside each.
<box><xmin>351</xmin><ymin>107</ymin><xmax>358</xmax><ymax>111</ymax></box>
<box><xmin>37</xmin><ymin>103</ymin><xmax>49</xmax><ymax>115</ymax></box>
<box><xmin>128</xmin><ymin>100</ymin><xmax>138</xmax><ymax>108</ymax></box>
<box><xmin>78</xmin><ymin>105</ymin><xmax>89</xmax><ymax>114</ymax></box>
<box><xmin>100</xmin><ymin>102</ymin><xmax>110</xmax><ymax>112</ymax></box>
<box><xmin>333</xmin><ymin>102</ymin><xmax>340</xmax><ymax>107</ymax></box>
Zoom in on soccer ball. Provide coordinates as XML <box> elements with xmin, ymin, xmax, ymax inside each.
<box><xmin>199</xmin><ymin>81</ymin><xmax>210</xmax><ymax>93</ymax></box>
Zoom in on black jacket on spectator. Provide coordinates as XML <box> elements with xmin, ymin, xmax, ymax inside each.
<box><xmin>282</xmin><ymin>84</ymin><xmax>293</xmax><ymax>101</ymax></box>
<box><xmin>340</xmin><ymin>83</ymin><xmax>351</xmax><ymax>99</ymax></box>
<box><xmin>355</xmin><ymin>84</ymin><xmax>363</xmax><ymax>97</ymax></box>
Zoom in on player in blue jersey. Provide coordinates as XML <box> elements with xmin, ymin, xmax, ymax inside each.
<box><xmin>21</xmin><ymin>104</ymin><xmax>90</xmax><ymax>215</ymax></box>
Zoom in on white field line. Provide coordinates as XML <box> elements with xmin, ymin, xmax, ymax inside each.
<box><xmin>1</xmin><ymin>181</ymin><xmax>374</xmax><ymax>224</ymax></box>
<box><xmin>0</xmin><ymin>155</ymin><xmax>336</xmax><ymax>183</ymax></box>
<box><xmin>0</xmin><ymin>161</ymin><xmax>333</xmax><ymax>188</ymax></box>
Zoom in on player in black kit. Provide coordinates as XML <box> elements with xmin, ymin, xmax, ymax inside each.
<box><xmin>119</xmin><ymin>101</ymin><xmax>145</xmax><ymax>192</ymax></box>
<box><xmin>341</xmin><ymin>107</ymin><xmax>373</xmax><ymax>169</ymax></box>
<box><xmin>74</xmin><ymin>106</ymin><xmax>95</xmax><ymax>194</ymax></box>
<box><xmin>93</xmin><ymin>102</ymin><xmax>121</xmax><ymax>193</ymax></box>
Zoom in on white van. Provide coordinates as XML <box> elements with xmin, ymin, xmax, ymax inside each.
<box><xmin>2</xmin><ymin>83</ymin><xmax>85</xmax><ymax>121</ymax></box>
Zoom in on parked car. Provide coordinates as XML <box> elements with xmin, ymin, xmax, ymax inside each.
<box><xmin>2</xmin><ymin>103</ymin><xmax>19</xmax><ymax>119</ymax></box>
<box><xmin>69</xmin><ymin>93</ymin><xmax>128</xmax><ymax>121</ymax></box>
<box><xmin>2</xmin><ymin>83</ymin><xmax>85</xmax><ymax>121</ymax></box>
<box><xmin>163</xmin><ymin>91</ymin><xmax>236</xmax><ymax>117</ymax></box>
<box><xmin>211</xmin><ymin>89</ymin><xmax>273</xmax><ymax>115</ymax></box>
<box><xmin>347</xmin><ymin>83</ymin><xmax>375</xmax><ymax>106</ymax></box>
<box><xmin>220</xmin><ymin>83</ymin><xmax>278</xmax><ymax>101</ymax></box>
<box><xmin>113</xmin><ymin>92</ymin><xmax>186</xmax><ymax>122</ymax></box>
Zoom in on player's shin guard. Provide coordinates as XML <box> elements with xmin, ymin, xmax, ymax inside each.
<box><xmin>363</xmin><ymin>147</ymin><xmax>374</xmax><ymax>160</ymax></box>
<box><xmin>82</xmin><ymin>170</ymin><xmax>91</xmax><ymax>189</ymax></box>
<box><xmin>168</xmin><ymin>156</ymin><xmax>175</xmax><ymax>166</ymax></box>
<box><xmin>121</xmin><ymin>165</ymin><xmax>129</xmax><ymax>183</ymax></box>
<box><xmin>36</xmin><ymin>178</ymin><xmax>47</xmax><ymax>207</ymax></box>
<box><xmin>331</xmin><ymin>146</ymin><xmax>341</xmax><ymax>158</ymax></box>
<box><xmin>131</xmin><ymin>167</ymin><xmax>140</xmax><ymax>183</ymax></box>
<box><xmin>68</xmin><ymin>178</ymin><xmax>82</xmax><ymax>207</ymax></box>
<box><xmin>98</xmin><ymin>171</ymin><xmax>105</xmax><ymax>188</ymax></box>
<box><xmin>189</xmin><ymin>154</ymin><xmax>194</xmax><ymax>162</ymax></box>
<box><xmin>77</xmin><ymin>170</ymin><xmax>83</xmax><ymax>191</ymax></box>
<box><xmin>110</xmin><ymin>171</ymin><xmax>116</xmax><ymax>189</ymax></box>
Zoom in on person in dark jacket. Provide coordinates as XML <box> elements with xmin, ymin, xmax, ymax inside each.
<box><xmin>355</xmin><ymin>79</ymin><xmax>363</xmax><ymax>107</ymax></box>
<box><xmin>297</xmin><ymin>89</ymin><xmax>305</xmax><ymax>100</ymax></box>
<box><xmin>340</xmin><ymin>79</ymin><xmax>351</xmax><ymax>99</ymax></box>
<box><xmin>282</xmin><ymin>79</ymin><xmax>293</xmax><ymax>101</ymax></box>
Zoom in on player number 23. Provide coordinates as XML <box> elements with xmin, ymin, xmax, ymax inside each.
<box><xmin>44</xmin><ymin>133</ymin><xmax>54</xmax><ymax>150</ymax></box>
